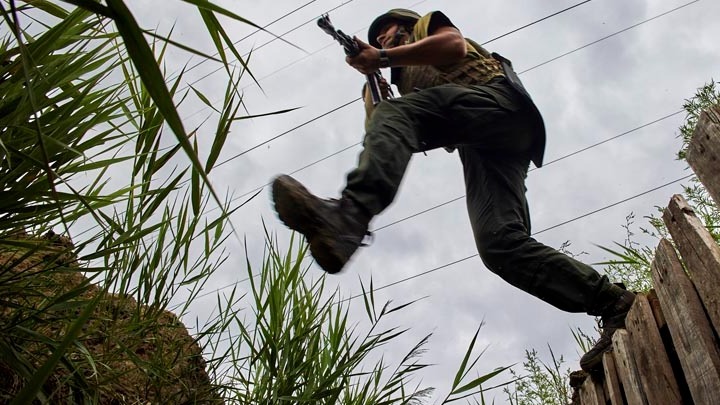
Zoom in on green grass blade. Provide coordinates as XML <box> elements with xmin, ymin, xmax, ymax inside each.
<box><xmin>9</xmin><ymin>295</ymin><xmax>101</xmax><ymax>405</ymax></box>
<box><xmin>105</xmin><ymin>0</ymin><xmax>227</xmax><ymax>220</ymax></box>
<box><xmin>58</xmin><ymin>0</ymin><xmax>111</xmax><ymax>17</ymax></box>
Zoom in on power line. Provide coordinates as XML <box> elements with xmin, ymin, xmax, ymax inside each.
<box><xmin>481</xmin><ymin>0</ymin><xmax>593</xmax><ymax>45</ymax></box>
<box><xmin>182</xmin><ymin>0</ymin><xmax>436</xmax><ymax>93</ymax></box>
<box><xmin>182</xmin><ymin>0</ymin><xmax>363</xmax><ymax>91</ymax></box>
<box><xmin>234</xmin><ymin>1</ymin><xmax>323</xmax><ymax>44</ymax></box>
<box><xmin>518</xmin><ymin>0</ymin><xmax>700</xmax><ymax>74</ymax></box>
<box><xmin>169</xmin><ymin>0</ymin><xmax>333</xmax><ymax>84</ymax></box>
<box><xmin>227</xmin><ymin>140</ymin><xmax>362</xmax><ymax>202</ymax></box>
<box><xmin>238</xmin><ymin>0</ymin><xmax>584</xmax><ymax>95</ymax></box>
<box><xmin>179</xmin><ymin>0</ymin><xmax>431</xmax><ymax>127</ymax></box>
<box><xmin>216</xmin><ymin>97</ymin><xmax>361</xmax><ymax>166</ymax></box>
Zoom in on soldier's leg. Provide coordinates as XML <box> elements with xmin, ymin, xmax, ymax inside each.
<box><xmin>344</xmin><ymin>82</ymin><xmax>525</xmax><ymax>215</ymax></box>
<box><xmin>274</xmin><ymin>83</ymin><xmax>512</xmax><ymax>273</ymax></box>
<box><xmin>458</xmin><ymin>147</ymin><xmax>625</xmax><ymax>314</ymax></box>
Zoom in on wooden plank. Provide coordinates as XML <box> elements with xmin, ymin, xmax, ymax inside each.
<box><xmin>686</xmin><ymin>105</ymin><xmax>720</xmax><ymax>205</ymax></box>
<box><xmin>664</xmin><ymin>194</ymin><xmax>720</xmax><ymax>335</ymax></box>
<box><xmin>612</xmin><ymin>330</ymin><xmax>647</xmax><ymax>405</ymax></box>
<box><xmin>580</xmin><ymin>374</ymin><xmax>606</xmax><ymax>405</ymax></box>
<box><xmin>625</xmin><ymin>294</ymin><xmax>683</xmax><ymax>404</ymax></box>
<box><xmin>569</xmin><ymin>370</ymin><xmax>589</xmax><ymax>405</ymax></box>
<box><xmin>646</xmin><ymin>289</ymin><xmax>666</xmax><ymax>329</ymax></box>
<box><xmin>651</xmin><ymin>238</ymin><xmax>720</xmax><ymax>405</ymax></box>
<box><xmin>603</xmin><ymin>352</ymin><xmax>625</xmax><ymax>405</ymax></box>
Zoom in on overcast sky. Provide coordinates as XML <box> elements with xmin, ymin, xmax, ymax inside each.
<box><xmin>125</xmin><ymin>0</ymin><xmax>718</xmax><ymax>402</ymax></box>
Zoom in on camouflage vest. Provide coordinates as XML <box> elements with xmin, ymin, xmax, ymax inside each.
<box><xmin>393</xmin><ymin>37</ymin><xmax>505</xmax><ymax>95</ymax></box>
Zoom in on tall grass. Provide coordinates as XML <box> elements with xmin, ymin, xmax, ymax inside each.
<box><xmin>0</xmin><ymin>1</ymin><xmax>510</xmax><ymax>403</ymax></box>
<box><xmin>0</xmin><ymin>0</ymin><xmax>254</xmax><ymax>401</ymax></box>
<box><xmin>210</xmin><ymin>232</ymin><xmax>511</xmax><ymax>404</ymax></box>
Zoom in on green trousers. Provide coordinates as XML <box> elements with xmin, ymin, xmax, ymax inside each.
<box><xmin>343</xmin><ymin>78</ymin><xmax>623</xmax><ymax>315</ymax></box>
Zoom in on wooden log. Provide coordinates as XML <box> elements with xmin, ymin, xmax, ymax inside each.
<box><xmin>664</xmin><ymin>194</ymin><xmax>720</xmax><ymax>335</ymax></box>
<box><xmin>612</xmin><ymin>330</ymin><xmax>647</xmax><ymax>405</ymax></box>
<box><xmin>686</xmin><ymin>104</ymin><xmax>720</xmax><ymax>205</ymax></box>
<box><xmin>580</xmin><ymin>374</ymin><xmax>606</xmax><ymax>405</ymax></box>
<box><xmin>603</xmin><ymin>352</ymin><xmax>625</xmax><ymax>405</ymax></box>
<box><xmin>651</xmin><ymin>238</ymin><xmax>720</xmax><ymax>404</ymax></box>
<box><xmin>625</xmin><ymin>294</ymin><xmax>683</xmax><ymax>404</ymax></box>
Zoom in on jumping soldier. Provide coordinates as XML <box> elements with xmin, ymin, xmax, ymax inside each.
<box><xmin>271</xmin><ymin>9</ymin><xmax>635</xmax><ymax>372</ymax></box>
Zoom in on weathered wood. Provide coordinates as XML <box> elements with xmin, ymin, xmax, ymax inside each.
<box><xmin>651</xmin><ymin>238</ymin><xmax>720</xmax><ymax>404</ymax></box>
<box><xmin>686</xmin><ymin>105</ymin><xmax>720</xmax><ymax>205</ymax></box>
<box><xmin>580</xmin><ymin>374</ymin><xmax>606</xmax><ymax>405</ymax></box>
<box><xmin>612</xmin><ymin>330</ymin><xmax>647</xmax><ymax>405</ymax></box>
<box><xmin>646</xmin><ymin>289</ymin><xmax>666</xmax><ymax>329</ymax></box>
<box><xmin>663</xmin><ymin>194</ymin><xmax>720</xmax><ymax>335</ymax></box>
<box><xmin>602</xmin><ymin>352</ymin><xmax>625</xmax><ymax>405</ymax></box>
<box><xmin>625</xmin><ymin>294</ymin><xmax>683</xmax><ymax>404</ymax></box>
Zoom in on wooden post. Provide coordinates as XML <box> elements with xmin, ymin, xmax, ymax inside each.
<box><xmin>612</xmin><ymin>330</ymin><xmax>647</xmax><ymax>405</ymax></box>
<box><xmin>651</xmin><ymin>238</ymin><xmax>720</xmax><ymax>404</ymax></box>
<box><xmin>603</xmin><ymin>352</ymin><xmax>625</xmax><ymax>405</ymax></box>
<box><xmin>686</xmin><ymin>104</ymin><xmax>720</xmax><ymax>205</ymax></box>
<box><xmin>663</xmin><ymin>194</ymin><xmax>720</xmax><ymax>335</ymax></box>
<box><xmin>580</xmin><ymin>374</ymin><xmax>606</xmax><ymax>405</ymax></box>
<box><xmin>625</xmin><ymin>294</ymin><xmax>683</xmax><ymax>404</ymax></box>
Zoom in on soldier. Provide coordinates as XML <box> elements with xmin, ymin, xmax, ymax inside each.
<box><xmin>271</xmin><ymin>9</ymin><xmax>634</xmax><ymax>372</ymax></box>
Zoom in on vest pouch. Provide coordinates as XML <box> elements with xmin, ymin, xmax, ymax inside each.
<box><xmin>490</xmin><ymin>52</ymin><xmax>547</xmax><ymax>168</ymax></box>
<box><xmin>491</xmin><ymin>52</ymin><xmax>531</xmax><ymax>101</ymax></box>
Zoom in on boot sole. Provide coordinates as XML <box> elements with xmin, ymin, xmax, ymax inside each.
<box><xmin>271</xmin><ymin>175</ymin><xmax>346</xmax><ymax>273</ymax></box>
<box><xmin>272</xmin><ymin>175</ymin><xmax>321</xmax><ymax>236</ymax></box>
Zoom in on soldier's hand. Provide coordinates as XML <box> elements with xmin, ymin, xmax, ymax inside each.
<box><xmin>346</xmin><ymin>37</ymin><xmax>380</xmax><ymax>74</ymax></box>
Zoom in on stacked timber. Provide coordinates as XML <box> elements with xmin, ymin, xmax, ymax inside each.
<box><xmin>572</xmin><ymin>105</ymin><xmax>720</xmax><ymax>404</ymax></box>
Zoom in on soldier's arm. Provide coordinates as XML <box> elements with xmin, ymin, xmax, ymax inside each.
<box><xmin>348</xmin><ymin>28</ymin><xmax>465</xmax><ymax>74</ymax></box>
<box><xmin>384</xmin><ymin>26</ymin><xmax>466</xmax><ymax>67</ymax></box>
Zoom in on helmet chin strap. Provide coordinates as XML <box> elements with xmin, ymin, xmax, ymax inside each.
<box><xmin>391</xmin><ymin>26</ymin><xmax>410</xmax><ymax>47</ymax></box>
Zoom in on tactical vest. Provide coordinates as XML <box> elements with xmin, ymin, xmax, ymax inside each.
<box><xmin>393</xmin><ymin>37</ymin><xmax>505</xmax><ymax>95</ymax></box>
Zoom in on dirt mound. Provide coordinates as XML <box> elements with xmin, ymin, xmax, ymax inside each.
<box><xmin>0</xmin><ymin>231</ymin><xmax>222</xmax><ymax>404</ymax></box>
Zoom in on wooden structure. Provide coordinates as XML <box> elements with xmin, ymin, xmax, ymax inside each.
<box><xmin>572</xmin><ymin>105</ymin><xmax>720</xmax><ymax>404</ymax></box>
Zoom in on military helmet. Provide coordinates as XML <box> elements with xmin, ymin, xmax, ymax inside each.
<box><xmin>368</xmin><ymin>9</ymin><xmax>421</xmax><ymax>48</ymax></box>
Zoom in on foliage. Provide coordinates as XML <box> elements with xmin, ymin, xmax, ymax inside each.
<box><xmin>0</xmin><ymin>0</ymin><xmax>265</xmax><ymax>402</ymax></box>
<box><xmin>503</xmin><ymin>347</ymin><xmax>570</xmax><ymax>405</ymax></box>
<box><xmin>595</xmin><ymin>212</ymin><xmax>657</xmax><ymax>293</ymax></box>
<box><xmin>677</xmin><ymin>80</ymin><xmax>720</xmax><ymax>160</ymax></box>
<box><xmin>211</xmin><ymin>232</ymin><xmax>512</xmax><ymax>404</ymax></box>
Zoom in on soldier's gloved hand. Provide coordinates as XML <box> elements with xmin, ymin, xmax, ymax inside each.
<box><xmin>346</xmin><ymin>37</ymin><xmax>380</xmax><ymax>74</ymax></box>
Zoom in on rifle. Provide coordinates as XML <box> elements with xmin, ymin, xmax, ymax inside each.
<box><xmin>317</xmin><ymin>14</ymin><xmax>388</xmax><ymax>106</ymax></box>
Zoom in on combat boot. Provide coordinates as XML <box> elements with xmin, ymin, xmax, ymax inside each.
<box><xmin>271</xmin><ymin>174</ymin><xmax>372</xmax><ymax>274</ymax></box>
<box><xmin>579</xmin><ymin>290</ymin><xmax>636</xmax><ymax>372</ymax></box>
